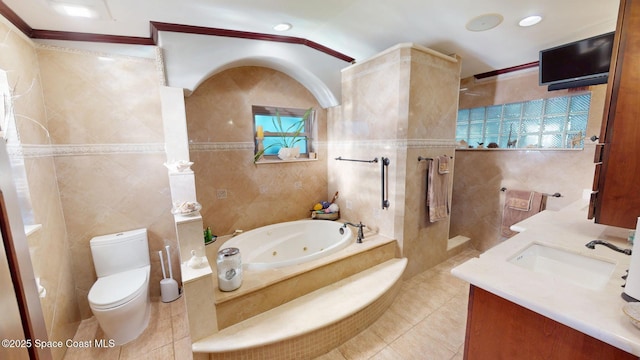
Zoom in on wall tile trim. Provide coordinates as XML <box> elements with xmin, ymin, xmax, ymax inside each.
<box><xmin>186</xmin><ymin>139</ymin><xmax>456</xmax><ymax>153</ymax></box>
<box><xmin>188</xmin><ymin>142</ymin><xmax>253</xmax><ymax>152</ymax></box>
<box><xmin>188</xmin><ymin>140</ymin><xmax>327</xmax><ymax>152</ymax></box>
<box><xmin>331</xmin><ymin>139</ymin><xmax>457</xmax><ymax>149</ymax></box>
<box><xmin>8</xmin><ymin>139</ymin><xmax>457</xmax><ymax>158</ymax></box>
<box><xmin>7</xmin><ymin>143</ymin><xmax>166</xmax><ymax>158</ymax></box>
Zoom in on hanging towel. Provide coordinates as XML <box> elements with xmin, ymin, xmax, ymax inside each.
<box><xmin>426</xmin><ymin>155</ymin><xmax>450</xmax><ymax>222</ymax></box>
<box><xmin>500</xmin><ymin>189</ymin><xmax>545</xmax><ymax>238</ymax></box>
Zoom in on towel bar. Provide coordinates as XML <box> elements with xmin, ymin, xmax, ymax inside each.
<box><xmin>335</xmin><ymin>156</ymin><xmax>378</xmax><ymax>163</ymax></box>
<box><xmin>418</xmin><ymin>156</ymin><xmax>453</xmax><ymax>162</ymax></box>
<box><xmin>500</xmin><ymin>187</ymin><xmax>561</xmax><ymax>198</ymax></box>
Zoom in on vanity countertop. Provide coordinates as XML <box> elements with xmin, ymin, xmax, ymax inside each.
<box><xmin>451</xmin><ymin>199</ymin><xmax>640</xmax><ymax>356</ymax></box>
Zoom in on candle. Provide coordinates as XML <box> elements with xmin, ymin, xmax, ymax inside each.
<box><xmin>256</xmin><ymin>125</ymin><xmax>264</xmax><ymax>139</ymax></box>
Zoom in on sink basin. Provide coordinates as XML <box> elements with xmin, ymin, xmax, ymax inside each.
<box><xmin>508</xmin><ymin>243</ymin><xmax>616</xmax><ymax>290</ymax></box>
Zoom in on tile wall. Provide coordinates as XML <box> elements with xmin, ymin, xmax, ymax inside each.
<box><xmin>0</xmin><ymin>15</ymin><xmax>78</xmax><ymax>360</ymax></box>
<box><xmin>450</xmin><ymin>70</ymin><xmax>607</xmax><ymax>251</ymax></box>
<box><xmin>184</xmin><ymin>66</ymin><xmax>328</xmax><ymax>236</ymax></box>
<box><xmin>328</xmin><ymin>44</ymin><xmax>462</xmax><ymax>278</ymax></box>
<box><xmin>2</xmin><ymin>12</ymin><xmax>178</xmax><ymax>358</ymax></box>
<box><xmin>35</xmin><ymin>45</ymin><xmax>177</xmax><ymax>320</ymax></box>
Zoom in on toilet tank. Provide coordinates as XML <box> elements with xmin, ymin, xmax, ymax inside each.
<box><xmin>90</xmin><ymin>228</ymin><xmax>150</xmax><ymax>277</ymax></box>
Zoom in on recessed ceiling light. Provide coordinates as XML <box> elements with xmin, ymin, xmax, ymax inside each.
<box><xmin>52</xmin><ymin>3</ymin><xmax>97</xmax><ymax>18</ymax></box>
<box><xmin>48</xmin><ymin>0</ymin><xmax>112</xmax><ymax>20</ymax></box>
<box><xmin>519</xmin><ymin>15</ymin><xmax>543</xmax><ymax>27</ymax></box>
<box><xmin>466</xmin><ymin>13</ymin><xmax>504</xmax><ymax>32</ymax></box>
<box><xmin>273</xmin><ymin>23</ymin><xmax>292</xmax><ymax>32</ymax></box>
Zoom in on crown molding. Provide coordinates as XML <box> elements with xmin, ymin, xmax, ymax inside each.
<box><xmin>0</xmin><ymin>2</ymin><xmax>354</xmax><ymax>63</ymax></box>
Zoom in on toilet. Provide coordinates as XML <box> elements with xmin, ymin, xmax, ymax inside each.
<box><xmin>88</xmin><ymin>228</ymin><xmax>151</xmax><ymax>345</ymax></box>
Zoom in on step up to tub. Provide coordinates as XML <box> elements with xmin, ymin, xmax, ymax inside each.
<box><xmin>192</xmin><ymin>257</ymin><xmax>407</xmax><ymax>356</ymax></box>
<box><xmin>215</xmin><ymin>235</ymin><xmax>398</xmax><ymax>329</ymax></box>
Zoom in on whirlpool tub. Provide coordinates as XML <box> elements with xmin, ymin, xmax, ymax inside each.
<box><xmin>220</xmin><ymin>220</ymin><xmax>353</xmax><ymax>271</ymax></box>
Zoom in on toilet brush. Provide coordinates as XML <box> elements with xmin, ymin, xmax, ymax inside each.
<box><xmin>159</xmin><ymin>251</ymin><xmax>167</xmax><ymax>279</ymax></box>
<box><xmin>166</xmin><ymin>245</ymin><xmax>175</xmax><ymax>280</ymax></box>
<box><xmin>160</xmin><ymin>245</ymin><xmax>180</xmax><ymax>302</ymax></box>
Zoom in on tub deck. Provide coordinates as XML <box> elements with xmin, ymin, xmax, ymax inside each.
<box><xmin>192</xmin><ymin>257</ymin><xmax>407</xmax><ymax>355</ymax></box>
<box><xmin>211</xmin><ymin>232</ymin><xmax>398</xmax><ymax>329</ymax></box>
<box><xmin>189</xmin><ymin>228</ymin><xmax>406</xmax><ymax>359</ymax></box>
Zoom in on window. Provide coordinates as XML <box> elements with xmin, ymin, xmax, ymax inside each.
<box><xmin>456</xmin><ymin>93</ymin><xmax>591</xmax><ymax>149</ymax></box>
<box><xmin>253</xmin><ymin>106</ymin><xmax>313</xmax><ymax>159</ymax></box>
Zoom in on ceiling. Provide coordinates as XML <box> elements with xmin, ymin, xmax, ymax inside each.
<box><xmin>1</xmin><ymin>0</ymin><xmax>620</xmax><ymax>106</ymax></box>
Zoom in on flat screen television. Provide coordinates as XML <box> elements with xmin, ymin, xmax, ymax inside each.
<box><xmin>539</xmin><ymin>31</ymin><xmax>615</xmax><ymax>91</ymax></box>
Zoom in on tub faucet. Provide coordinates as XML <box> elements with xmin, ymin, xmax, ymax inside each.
<box><xmin>585</xmin><ymin>240</ymin><xmax>632</xmax><ymax>255</ymax></box>
<box><xmin>342</xmin><ymin>222</ymin><xmax>366</xmax><ymax>243</ymax></box>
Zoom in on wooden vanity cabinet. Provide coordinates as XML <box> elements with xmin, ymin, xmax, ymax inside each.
<box><xmin>590</xmin><ymin>0</ymin><xmax>640</xmax><ymax>229</ymax></box>
<box><xmin>463</xmin><ymin>286</ymin><xmax>636</xmax><ymax>360</ymax></box>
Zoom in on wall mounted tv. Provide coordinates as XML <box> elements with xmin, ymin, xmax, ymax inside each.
<box><xmin>539</xmin><ymin>31</ymin><xmax>615</xmax><ymax>91</ymax></box>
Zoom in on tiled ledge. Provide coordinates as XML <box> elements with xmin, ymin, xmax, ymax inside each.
<box><xmin>192</xmin><ymin>257</ymin><xmax>407</xmax><ymax>355</ymax></box>
<box><xmin>180</xmin><ymin>260</ymin><xmax>212</xmax><ymax>284</ymax></box>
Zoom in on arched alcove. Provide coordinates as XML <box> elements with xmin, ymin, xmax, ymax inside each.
<box><xmin>157</xmin><ymin>31</ymin><xmax>347</xmax><ymax>108</ymax></box>
<box><xmin>183</xmin><ymin>65</ymin><xmax>328</xmax><ymax>234</ymax></box>
<box><xmin>191</xmin><ymin>57</ymin><xmax>339</xmax><ymax>108</ymax></box>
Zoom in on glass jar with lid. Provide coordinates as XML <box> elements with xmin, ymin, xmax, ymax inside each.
<box><xmin>216</xmin><ymin>247</ymin><xmax>242</xmax><ymax>291</ymax></box>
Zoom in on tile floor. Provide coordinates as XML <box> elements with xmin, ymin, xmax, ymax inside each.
<box><xmin>315</xmin><ymin>248</ymin><xmax>480</xmax><ymax>360</ymax></box>
<box><xmin>64</xmin><ymin>248</ymin><xmax>480</xmax><ymax>360</ymax></box>
<box><xmin>63</xmin><ymin>294</ymin><xmax>192</xmax><ymax>360</ymax></box>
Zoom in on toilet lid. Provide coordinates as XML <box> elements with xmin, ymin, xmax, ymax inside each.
<box><xmin>89</xmin><ymin>267</ymin><xmax>148</xmax><ymax>309</ymax></box>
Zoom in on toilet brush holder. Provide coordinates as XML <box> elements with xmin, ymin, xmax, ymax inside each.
<box><xmin>160</xmin><ymin>278</ymin><xmax>179</xmax><ymax>303</ymax></box>
<box><xmin>159</xmin><ymin>246</ymin><xmax>180</xmax><ymax>303</ymax></box>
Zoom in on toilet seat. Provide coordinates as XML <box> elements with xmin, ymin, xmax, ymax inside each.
<box><xmin>89</xmin><ymin>267</ymin><xmax>148</xmax><ymax>310</ymax></box>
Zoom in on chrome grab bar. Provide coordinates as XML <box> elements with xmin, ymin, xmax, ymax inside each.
<box><xmin>381</xmin><ymin>157</ymin><xmax>390</xmax><ymax>209</ymax></box>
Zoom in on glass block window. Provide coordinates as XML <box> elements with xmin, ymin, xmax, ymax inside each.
<box><xmin>456</xmin><ymin>93</ymin><xmax>591</xmax><ymax>149</ymax></box>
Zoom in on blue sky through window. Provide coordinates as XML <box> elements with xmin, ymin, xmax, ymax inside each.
<box><xmin>253</xmin><ymin>108</ymin><xmax>310</xmax><ymax>156</ymax></box>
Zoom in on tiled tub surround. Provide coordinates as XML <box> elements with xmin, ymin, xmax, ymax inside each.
<box><xmin>451</xmin><ymin>199</ymin><xmax>640</xmax><ymax>356</ymax></box>
<box><xmin>211</xmin><ymin>232</ymin><xmax>399</xmax><ymax>329</ymax></box>
<box><xmin>195</xmin><ymin>261</ymin><xmax>405</xmax><ymax>360</ymax></box>
<box><xmin>187</xmin><ymin>227</ymin><xmax>406</xmax><ymax>359</ymax></box>
<box><xmin>185</xmin><ymin>66</ymin><xmax>329</xmax><ymax>237</ymax></box>
<box><xmin>328</xmin><ymin>44</ymin><xmax>463</xmax><ymax>280</ymax></box>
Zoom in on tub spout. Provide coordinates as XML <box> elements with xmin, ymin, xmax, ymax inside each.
<box><xmin>342</xmin><ymin>222</ymin><xmax>366</xmax><ymax>243</ymax></box>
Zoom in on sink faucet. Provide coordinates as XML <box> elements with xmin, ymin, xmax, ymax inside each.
<box><xmin>341</xmin><ymin>222</ymin><xmax>366</xmax><ymax>243</ymax></box>
<box><xmin>585</xmin><ymin>240</ymin><xmax>632</xmax><ymax>255</ymax></box>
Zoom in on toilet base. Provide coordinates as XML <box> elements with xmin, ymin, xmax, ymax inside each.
<box><xmin>91</xmin><ymin>287</ymin><xmax>150</xmax><ymax>345</ymax></box>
